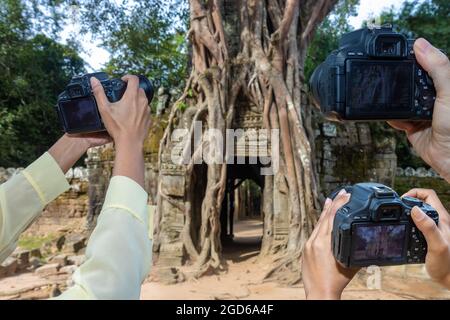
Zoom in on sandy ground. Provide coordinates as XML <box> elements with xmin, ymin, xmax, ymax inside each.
<box><xmin>1</xmin><ymin>219</ymin><xmax>449</xmax><ymax>300</ymax></box>
<box><xmin>140</xmin><ymin>219</ymin><xmax>450</xmax><ymax>300</ymax></box>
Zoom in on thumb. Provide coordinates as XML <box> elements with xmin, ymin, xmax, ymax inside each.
<box><xmin>411</xmin><ymin>206</ymin><xmax>444</xmax><ymax>253</ymax></box>
<box><xmin>90</xmin><ymin>77</ymin><xmax>110</xmax><ymax>114</ymax></box>
<box><xmin>414</xmin><ymin>38</ymin><xmax>450</xmax><ymax>97</ymax></box>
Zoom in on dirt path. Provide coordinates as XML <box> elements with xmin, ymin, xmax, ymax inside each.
<box><xmin>1</xmin><ymin>219</ymin><xmax>449</xmax><ymax>299</ymax></box>
<box><xmin>140</xmin><ymin>219</ymin><xmax>450</xmax><ymax>300</ymax></box>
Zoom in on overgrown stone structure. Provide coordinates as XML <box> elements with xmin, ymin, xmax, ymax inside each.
<box><xmin>151</xmin><ymin>100</ymin><xmax>399</xmax><ymax>282</ymax></box>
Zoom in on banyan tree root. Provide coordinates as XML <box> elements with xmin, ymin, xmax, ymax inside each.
<box><xmin>156</xmin><ymin>0</ymin><xmax>338</xmax><ymax>284</ymax></box>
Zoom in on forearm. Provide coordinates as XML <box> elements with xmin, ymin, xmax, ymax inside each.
<box><xmin>306</xmin><ymin>291</ymin><xmax>342</xmax><ymax>300</ymax></box>
<box><xmin>56</xmin><ymin>177</ymin><xmax>152</xmax><ymax>300</ymax></box>
<box><xmin>113</xmin><ymin>140</ymin><xmax>145</xmax><ymax>188</ymax></box>
<box><xmin>0</xmin><ymin>153</ymin><xmax>69</xmax><ymax>262</ymax></box>
<box><xmin>48</xmin><ymin>135</ymin><xmax>89</xmax><ymax>173</ymax></box>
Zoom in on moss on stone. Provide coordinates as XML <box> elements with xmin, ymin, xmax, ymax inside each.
<box><xmin>144</xmin><ymin>114</ymin><xmax>168</xmax><ymax>154</ymax></box>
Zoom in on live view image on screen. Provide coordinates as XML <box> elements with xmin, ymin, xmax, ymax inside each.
<box><xmin>60</xmin><ymin>97</ymin><xmax>99</xmax><ymax>130</ymax></box>
<box><xmin>349</xmin><ymin>61</ymin><xmax>412</xmax><ymax>110</ymax></box>
<box><xmin>353</xmin><ymin>224</ymin><xmax>406</xmax><ymax>261</ymax></box>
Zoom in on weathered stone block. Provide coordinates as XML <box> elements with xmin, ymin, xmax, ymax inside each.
<box><xmin>0</xmin><ymin>257</ymin><xmax>18</xmax><ymax>277</ymax></box>
<box><xmin>67</xmin><ymin>255</ymin><xmax>86</xmax><ymax>266</ymax></box>
<box><xmin>28</xmin><ymin>257</ymin><xmax>42</xmax><ymax>270</ymax></box>
<box><xmin>13</xmin><ymin>248</ymin><xmax>30</xmax><ymax>270</ymax></box>
<box><xmin>60</xmin><ymin>265</ymin><xmax>77</xmax><ymax>275</ymax></box>
<box><xmin>30</xmin><ymin>248</ymin><xmax>42</xmax><ymax>258</ymax></box>
<box><xmin>63</xmin><ymin>234</ymin><xmax>87</xmax><ymax>254</ymax></box>
<box><xmin>161</xmin><ymin>175</ymin><xmax>185</xmax><ymax>197</ymax></box>
<box><xmin>35</xmin><ymin>263</ymin><xmax>60</xmax><ymax>276</ymax></box>
<box><xmin>50</xmin><ymin>254</ymin><xmax>68</xmax><ymax>267</ymax></box>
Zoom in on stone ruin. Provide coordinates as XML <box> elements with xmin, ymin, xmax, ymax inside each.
<box><xmin>2</xmin><ymin>88</ymin><xmax>449</xmax><ymax>292</ymax></box>
<box><xmin>149</xmin><ymin>89</ymin><xmax>400</xmax><ymax>275</ymax></box>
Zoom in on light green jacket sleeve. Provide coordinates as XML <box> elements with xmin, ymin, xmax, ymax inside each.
<box><xmin>0</xmin><ymin>152</ymin><xmax>153</xmax><ymax>300</ymax></box>
<box><xmin>56</xmin><ymin>176</ymin><xmax>153</xmax><ymax>300</ymax></box>
<box><xmin>0</xmin><ymin>152</ymin><xmax>70</xmax><ymax>263</ymax></box>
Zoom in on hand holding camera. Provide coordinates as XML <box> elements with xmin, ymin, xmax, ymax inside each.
<box><xmin>388</xmin><ymin>39</ymin><xmax>450</xmax><ymax>183</ymax></box>
<box><xmin>302</xmin><ymin>189</ymin><xmax>357</xmax><ymax>300</ymax></box>
<box><xmin>402</xmin><ymin>188</ymin><xmax>450</xmax><ymax>288</ymax></box>
<box><xmin>90</xmin><ymin>74</ymin><xmax>153</xmax><ymax>188</ymax></box>
<box><xmin>331</xmin><ymin>183</ymin><xmax>439</xmax><ymax>267</ymax></box>
<box><xmin>302</xmin><ymin>185</ymin><xmax>450</xmax><ymax>299</ymax></box>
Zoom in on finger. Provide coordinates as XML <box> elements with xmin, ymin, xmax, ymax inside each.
<box><xmin>387</xmin><ymin>120</ymin><xmax>417</xmax><ymax>132</ymax></box>
<box><xmin>414</xmin><ymin>38</ymin><xmax>450</xmax><ymax>98</ymax></box>
<box><xmin>121</xmin><ymin>74</ymin><xmax>140</xmax><ymax>100</ymax></box>
<box><xmin>318</xmin><ymin>190</ymin><xmax>350</xmax><ymax>237</ymax></box>
<box><xmin>403</xmin><ymin>188</ymin><xmax>442</xmax><ymax>209</ymax></box>
<box><xmin>411</xmin><ymin>206</ymin><xmax>446</xmax><ymax>253</ymax></box>
<box><xmin>310</xmin><ymin>198</ymin><xmax>332</xmax><ymax>240</ymax></box>
<box><xmin>92</xmin><ymin>131</ymin><xmax>112</xmax><ymax>143</ymax></box>
<box><xmin>387</xmin><ymin>120</ymin><xmax>431</xmax><ymax>135</ymax></box>
<box><xmin>90</xmin><ymin>77</ymin><xmax>109</xmax><ymax>109</ymax></box>
<box><xmin>403</xmin><ymin>189</ymin><xmax>449</xmax><ymax>224</ymax></box>
<box><xmin>138</xmin><ymin>88</ymin><xmax>149</xmax><ymax>106</ymax></box>
<box><xmin>403</xmin><ymin>188</ymin><xmax>436</xmax><ymax>200</ymax></box>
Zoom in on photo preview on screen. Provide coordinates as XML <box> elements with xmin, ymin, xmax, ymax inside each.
<box><xmin>170</xmin><ymin>121</ymin><xmax>280</xmax><ymax>176</ymax></box>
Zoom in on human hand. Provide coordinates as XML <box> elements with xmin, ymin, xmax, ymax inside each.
<box><xmin>90</xmin><ymin>75</ymin><xmax>151</xmax><ymax>188</ymax></box>
<box><xmin>302</xmin><ymin>190</ymin><xmax>359</xmax><ymax>299</ymax></box>
<box><xmin>403</xmin><ymin>189</ymin><xmax>450</xmax><ymax>289</ymax></box>
<box><xmin>67</xmin><ymin>132</ymin><xmax>112</xmax><ymax>150</ymax></box>
<box><xmin>90</xmin><ymin>75</ymin><xmax>151</xmax><ymax>149</ymax></box>
<box><xmin>388</xmin><ymin>38</ymin><xmax>450</xmax><ymax>182</ymax></box>
<box><xmin>48</xmin><ymin>133</ymin><xmax>111</xmax><ymax>173</ymax></box>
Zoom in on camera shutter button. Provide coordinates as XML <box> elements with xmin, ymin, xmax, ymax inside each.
<box><xmin>402</xmin><ymin>196</ymin><xmax>423</xmax><ymax>208</ymax></box>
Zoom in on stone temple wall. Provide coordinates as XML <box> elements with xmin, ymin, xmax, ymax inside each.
<box><xmin>314</xmin><ymin>117</ymin><xmax>397</xmax><ymax>196</ymax></box>
<box><xmin>0</xmin><ymin>167</ymin><xmax>91</xmax><ymax>236</ymax></box>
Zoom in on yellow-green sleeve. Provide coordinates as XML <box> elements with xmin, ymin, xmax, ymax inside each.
<box><xmin>0</xmin><ymin>152</ymin><xmax>70</xmax><ymax>262</ymax></box>
<box><xmin>56</xmin><ymin>176</ymin><xmax>154</xmax><ymax>300</ymax></box>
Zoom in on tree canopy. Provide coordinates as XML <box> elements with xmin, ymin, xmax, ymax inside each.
<box><xmin>69</xmin><ymin>0</ymin><xmax>189</xmax><ymax>90</ymax></box>
<box><xmin>0</xmin><ymin>0</ymin><xmax>84</xmax><ymax>167</ymax></box>
<box><xmin>0</xmin><ymin>0</ymin><xmax>448</xmax><ymax>168</ymax></box>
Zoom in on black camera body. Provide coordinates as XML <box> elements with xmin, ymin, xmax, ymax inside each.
<box><xmin>331</xmin><ymin>183</ymin><xmax>439</xmax><ymax>267</ymax></box>
<box><xmin>310</xmin><ymin>26</ymin><xmax>437</xmax><ymax>121</ymax></box>
<box><xmin>56</xmin><ymin>72</ymin><xmax>154</xmax><ymax>134</ymax></box>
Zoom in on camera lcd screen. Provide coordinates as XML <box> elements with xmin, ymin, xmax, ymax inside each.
<box><xmin>352</xmin><ymin>224</ymin><xmax>406</xmax><ymax>261</ymax></box>
<box><xmin>59</xmin><ymin>97</ymin><xmax>101</xmax><ymax>131</ymax></box>
<box><xmin>347</xmin><ymin>61</ymin><xmax>413</xmax><ymax>110</ymax></box>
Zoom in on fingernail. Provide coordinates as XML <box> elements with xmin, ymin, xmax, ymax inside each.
<box><xmin>415</xmin><ymin>38</ymin><xmax>431</xmax><ymax>54</ymax></box>
<box><xmin>90</xmin><ymin>77</ymin><xmax>100</xmax><ymax>86</ymax></box>
<box><xmin>324</xmin><ymin>198</ymin><xmax>332</xmax><ymax>206</ymax></box>
<box><xmin>411</xmin><ymin>206</ymin><xmax>425</xmax><ymax>221</ymax></box>
<box><xmin>338</xmin><ymin>189</ymin><xmax>346</xmax><ymax>196</ymax></box>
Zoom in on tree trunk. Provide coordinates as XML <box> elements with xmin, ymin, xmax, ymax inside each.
<box><xmin>156</xmin><ymin>0</ymin><xmax>338</xmax><ymax>284</ymax></box>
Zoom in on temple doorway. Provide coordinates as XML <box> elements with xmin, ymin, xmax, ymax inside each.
<box><xmin>221</xmin><ymin>159</ymin><xmax>264</xmax><ymax>262</ymax></box>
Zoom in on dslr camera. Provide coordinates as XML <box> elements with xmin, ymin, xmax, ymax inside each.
<box><xmin>331</xmin><ymin>183</ymin><xmax>439</xmax><ymax>267</ymax></box>
<box><xmin>56</xmin><ymin>72</ymin><xmax>154</xmax><ymax>134</ymax></box>
<box><xmin>310</xmin><ymin>25</ymin><xmax>437</xmax><ymax>121</ymax></box>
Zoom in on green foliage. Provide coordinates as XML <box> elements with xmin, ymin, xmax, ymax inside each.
<box><xmin>18</xmin><ymin>232</ymin><xmax>57</xmax><ymax>250</ymax></box>
<box><xmin>380</xmin><ymin>0</ymin><xmax>449</xmax><ymax>52</ymax></box>
<box><xmin>177</xmin><ymin>101</ymin><xmax>188</xmax><ymax>112</ymax></box>
<box><xmin>0</xmin><ymin>0</ymin><xmax>85</xmax><ymax>167</ymax></box>
<box><xmin>70</xmin><ymin>0</ymin><xmax>189</xmax><ymax>90</ymax></box>
<box><xmin>305</xmin><ymin>0</ymin><xmax>360</xmax><ymax>80</ymax></box>
<box><xmin>378</xmin><ymin>0</ymin><xmax>449</xmax><ymax>168</ymax></box>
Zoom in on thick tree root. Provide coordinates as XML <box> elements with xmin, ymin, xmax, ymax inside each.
<box><xmin>263</xmin><ymin>251</ymin><xmax>303</xmax><ymax>286</ymax></box>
